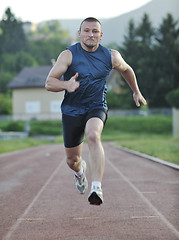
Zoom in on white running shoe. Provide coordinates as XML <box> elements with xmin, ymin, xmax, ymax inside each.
<box><xmin>74</xmin><ymin>160</ymin><xmax>88</xmax><ymax>194</ymax></box>
<box><xmin>88</xmin><ymin>186</ymin><xmax>103</xmax><ymax>205</ymax></box>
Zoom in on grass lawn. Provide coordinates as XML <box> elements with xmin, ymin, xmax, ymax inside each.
<box><xmin>0</xmin><ymin>115</ymin><xmax>178</xmax><ymax>165</ymax></box>
<box><xmin>102</xmin><ymin>132</ymin><xmax>179</xmax><ymax>165</ymax></box>
<box><xmin>0</xmin><ymin>138</ymin><xmax>61</xmax><ymax>154</ymax></box>
<box><xmin>0</xmin><ymin>133</ymin><xmax>178</xmax><ymax>165</ymax></box>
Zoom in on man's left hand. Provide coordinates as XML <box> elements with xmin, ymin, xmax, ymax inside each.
<box><xmin>133</xmin><ymin>92</ymin><xmax>147</xmax><ymax>107</ymax></box>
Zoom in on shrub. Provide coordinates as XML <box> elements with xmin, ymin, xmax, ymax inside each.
<box><xmin>166</xmin><ymin>88</ymin><xmax>179</xmax><ymax>108</ymax></box>
<box><xmin>0</xmin><ymin>116</ymin><xmax>172</xmax><ymax>136</ymax></box>
<box><xmin>106</xmin><ymin>89</ymin><xmax>134</xmax><ymax>109</ymax></box>
<box><xmin>0</xmin><ymin>93</ymin><xmax>12</xmax><ymax>114</ymax></box>
<box><xmin>4</xmin><ymin>121</ymin><xmax>24</xmax><ymax>131</ymax></box>
<box><xmin>104</xmin><ymin>115</ymin><xmax>172</xmax><ymax>134</ymax></box>
<box><xmin>29</xmin><ymin>120</ymin><xmax>62</xmax><ymax>135</ymax></box>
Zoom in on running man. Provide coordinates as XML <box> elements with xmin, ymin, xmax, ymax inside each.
<box><xmin>45</xmin><ymin>17</ymin><xmax>147</xmax><ymax>205</ymax></box>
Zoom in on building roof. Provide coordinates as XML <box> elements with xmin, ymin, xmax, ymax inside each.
<box><xmin>8</xmin><ymin>66</ymin><xmax>52</xmax><ymax>89</ymax></box>
<box><xmin>8</xmin><ymin>66</ymin><xmax>120</xmax><ymax>90</ymax></box>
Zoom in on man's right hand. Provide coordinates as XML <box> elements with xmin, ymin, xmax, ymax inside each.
<box><xmin>66</xmin><ymin>73</ymin><xmax>80</xmax><ymax>92</ymax></box>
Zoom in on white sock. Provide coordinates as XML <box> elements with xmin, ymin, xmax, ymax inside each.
<box><xmin>91</xmin><ymin>181</ymin><xmax>101</xmax><ymax>190</ymax></box>
<box><xmin>74</xmin><ymin>166</ymin><xmax>83</xmax><ymax>178</ymax></box>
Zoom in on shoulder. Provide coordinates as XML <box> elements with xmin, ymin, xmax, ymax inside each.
<box><xmin>58</xmin><ymin>42</ymin><xmax>80</xmax><ymax>59</ymax></box>
<box><xmin>68</xmin><ymin>42</ymin><xmax>80</xmax><ymax>52</ymax></box>
<box><xmin>100</xmin><ymin>44</ymin><xmax>111</xmax><ymax>55</ymax></box>
<box><xmin>59</xmin><ymin>49</ymin><xmax>72</xmax><ymax>58</ymax></box>
<box><xmin>56</xmin><ymin>49</ymin><xmax>72</xmax><ymax>67</ymax></box>
<box><xmin>111</xmin><ymin>49</ymin><xmax>123</xmax><ymax>69</ymax></box>
<box><xmin>111</xmin><ymin>49</ymin><xmax>121</xmax><ymax>62</ymax></box>
<box><xmin>111</xmin><ymin>49</ymin><xmax>130</xmax><ymax>72</ymax></box>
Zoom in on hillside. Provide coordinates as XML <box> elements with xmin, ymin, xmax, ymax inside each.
<box><xmin>39</xmin><ymin>0</ymin><xmax>179</xmax><ymax>45</ymax></box>
<box><xmin>102</xmin><ymin>0</ymin><xmax>179</xmax><ymax>45</ymax></box>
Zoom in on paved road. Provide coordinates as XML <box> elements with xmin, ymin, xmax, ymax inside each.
<box><xmin>0</xmin><ymin>142</ymin><xmax>179</xmax><ymax>240</ymax></box>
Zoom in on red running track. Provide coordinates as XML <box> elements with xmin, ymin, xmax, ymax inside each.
<box><xmin>0</xmin><ymin>142</ymin><xmax>179</xmax><ymax>240</ymax></box>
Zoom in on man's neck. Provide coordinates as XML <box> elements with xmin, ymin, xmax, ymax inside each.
<box><xmin>80</xmin><ymin>42</ymin><xmax>99</xmax><ymax>52</ymax></box>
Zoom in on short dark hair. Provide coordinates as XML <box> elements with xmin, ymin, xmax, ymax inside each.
<box><xmin>79</xmin><ymin>17</ymin><xmax>101</xmax><ymax>31</ymax></box>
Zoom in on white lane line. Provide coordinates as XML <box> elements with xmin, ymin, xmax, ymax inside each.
<box><xmin>130</xmin><ymin>216</ymin><xmax>159</xmax><ymax>219</ymax></box>
<box><xmin>3</xmin><ymin>159</ymin><xmax>64</xmax><ymax>240</ymax></box>
<box><xmin>0</xmin><ymin>146</ymin><xmax>44</xmax><ymax>158</ymax></box>
<box><xmin>107</xmin><ymin>158</ymin><xmax>179</xmax><ymax>239</ymax></box>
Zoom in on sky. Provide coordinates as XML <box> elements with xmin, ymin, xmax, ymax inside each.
<box><xmin>0</xmin><ymin>0</ymin><xmax>151</xmax><ymax>23</ymax></box>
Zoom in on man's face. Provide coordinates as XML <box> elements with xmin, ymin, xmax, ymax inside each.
<box><xmin>78</xmin><ymin>21</ymin><xmax>103</xmax><ymax>51</ymax></box>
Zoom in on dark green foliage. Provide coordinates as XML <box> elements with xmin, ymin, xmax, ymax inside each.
<box><xmin>120</xmin><ymin>13</ymin><xmax>179</xmax><ymax>108</ymax></box>
<box><xmin>0</xmin><ymin>51</ymin><xmax>38</xmax><ymax>73</ymax></box>
<box><xmin>151</xmin><ymin>14</ymin><xmax>179</xmax><ymax>107</ymax></box>
<box><xmin>27</xmin><ymin>38</ymin><xmax>68</xmax><ymax>65</ymax></box>
<box><xmin>0</xmin><ymin>7</ymin><xmax>178</xmax><ymax>111</ymax></box>
<box><xmin>104</xmin><ymin>115</ymin><xmax>172</xmax><ymax>134</ymax></box>
<box><xmin>2</xmin><ymin>121</ymin><xmax>24</xmax><ymax>131</ymax></box>
<box><xmin>29</xmin><ymin>120</ymin><xmax>62</xmax><ymax>136</ymax></box>
<box><xmin>0</xmin><ymin>120</ymin><xmax>62</xmax><ymax>135</ymax></box>
<box><xmin>0</xmin><ymin>8</ymin><xmax>69</xmax><ymax>97</ymax></box>
<box><xmin>0</xmin><ymin>8</ymin><xmax>27</xmax><ymax>55</ymax></box>
<box><xmin>0</xmin><ymin>116</ymin><xmax>171</xmax><ymax>135</ymax></box>
<box><xmin>106</xmin><ymin>89</ymin><xmax>134</xmax><ymax>109</ymax></box>
<box><xmin>166</xmin><ymin>88</ymin><xmax>179</xmax><ymax>108</ymax></box>
<box><xmin>0</xmin><ymin>93</ymin><xmax>12</xmax><ymax>114</ymax></box>
<box><xmin>0</xmin><ymin>72</ymin><xmax>15</xmax><ymax>93</ymax></box>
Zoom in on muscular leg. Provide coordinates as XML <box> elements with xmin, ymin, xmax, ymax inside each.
<box><xmin>65</xmin><ymin>142</ymin><xmax>88</xmax><ymax>194</ymax></box>
<box><xmin>65</xmin><ymin>142</ymin><xmax>83</xmax><ymax>172</ymax></box>
<box><xmin>85</xmin><ymin>118</ymin><xmax>105</xmax><ymax>182</ymax></box>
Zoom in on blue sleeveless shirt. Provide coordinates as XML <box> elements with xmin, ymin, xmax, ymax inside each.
<box><xmin>61</xmin><ymin>42</ymin><xmax>112</xmax><ymax>116</ymax></box>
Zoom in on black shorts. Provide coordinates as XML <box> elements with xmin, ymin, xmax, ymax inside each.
<box><xmin>62</xmin><ymin>109</ymin><xmax>107</xmax><ymax>148</ymax></box>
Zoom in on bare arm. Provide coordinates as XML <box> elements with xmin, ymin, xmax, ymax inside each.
<box><xmin>45</xmin><ymin>50</ymin><xmax>79</xmax><ymax>92</ymax></box>
<box><xmin>111</xmin><ymin>49</ymin><xmax>147</xmax><ymax>107</ymax></box>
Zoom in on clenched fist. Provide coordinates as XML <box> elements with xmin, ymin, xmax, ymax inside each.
<box><xmin>66</xmin><ymin>73</ymin><xmax>80</xmax><ymax>93</ymax></box>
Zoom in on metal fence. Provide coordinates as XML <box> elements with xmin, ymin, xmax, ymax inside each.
<box><xmin>108</xmin><ymin>108</ymin><xmax>172</xmax><ymax>117</ymax></box>
<box><xmin>0</xmin><ymin>108</ymin><xmax>172</xmax><ymax>121</ymax></box>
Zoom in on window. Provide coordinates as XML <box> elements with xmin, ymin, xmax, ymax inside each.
<box><xmin>25</xmin><ymin>101</ymin><xmax>40</xmax><ymax>114</ymax></box>
<box><xmin>50</xmin><ymin>101</ymin><xmax>62</xmax><ymax>113</ymax></box>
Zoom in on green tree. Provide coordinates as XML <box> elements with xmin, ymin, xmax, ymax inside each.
<box><xmin>0</xmin><ymin>8</ymin><xmax>27</xmax><ymax>54</ymax></box>
<box><xmin>152</xmin><ymin>13</ymin><xmax>179</xmax><ymax>107</ymax></box>
<box><xmin>135</xmin><ymin>13</ymin><xmax>155</xmax><ymax>107</ymax></box>
<box><xmin>0</xmin><ymin>93</ymin><xmax>12</xmax><ymax>114</ymax></box>
<box><xmin>0</xmin><ymin>51</ymin><xmax>37</xmax><ymax>72</ymax></box>
<box><xmin>122</xmin><ymin>19</ymin><xmax>138</xmax><ymax>68</ymax></box>
<box><xmin>121</xmin><ymin>13</ymin><xmax>179</xmax><ymax>108</ymax></box>
<box><xmin>27</xmin><ymin>20</ymin><xmax>70</xmax><ymax>65</ymax></box>
<box><xmin>14</xmin><ymin>51</ymin><xmax>38</xmax><ymax>72</ymax></box>
<box><xmin>0</xmin><ymin>51</ymin><xmax>37</xmax><ymax>94</ymax></box>
<box><xmin>106</xmin><ymin>89</ymin><xmax>134</xmax><ymax>109</ymax></box>
<box><xmin>121</xmin><ymin>15</ymin><xmax>155</xmax><ymax>108</ymax></box>
<box><xmin>166</xmin><ymin>88</ymin><xmax>179</xmax><ymax>108</ymax></box>
<box><xmin>118</xmin><ymin>19</ymin><xmax>138</xmax><ymax>108</ymax></box>
<box><xmin>28</xmin><ymin>38</ymin><xmax>69</xmax><ymax>65</ymax></box>
<box><xmin>35</xmin><ymin>20</ymin><xmax>70</xmax><ymax>39</ymax></box>
<box><xmin>0</xmin><ymin>72</ymin><xmax>15</xmax><ymax>93</ymax></box>
<box><xmin>0</xmin><ymin>8</ymin><xmax>33</xmax><ymax>94</ymax></box>
<box><xmin>136</xmin><ymin>13</ymin><xmax>155</xmax><ymax>47</ymax></box>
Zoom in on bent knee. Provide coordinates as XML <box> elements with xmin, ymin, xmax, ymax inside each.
<box><xmin>66</xmin><ymin>155</ymin><xmax>80</xmax><ymax>168</ymax></box>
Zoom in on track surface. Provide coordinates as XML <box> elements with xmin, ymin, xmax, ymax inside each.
<box><xmin>0</xmin><ymin>142</ymin><xmax>179</xmax><ymax>240</ymax></box>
